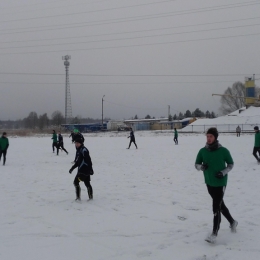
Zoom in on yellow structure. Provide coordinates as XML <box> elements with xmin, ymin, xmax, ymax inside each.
<box><xmin>150</xmin><ymin>122</ymin><xmax>182</xmax><ymax>131</ymax></box>
<box><xmin>245</xmin><ymin>77</ymin><xmax>255</xmax><ymax>105</ymax></box>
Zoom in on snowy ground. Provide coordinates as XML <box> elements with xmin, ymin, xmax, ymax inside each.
<box><xmin>1</xmin><ymin>131</ymin><xmax>260</xmax><ymax>260</ymax></box>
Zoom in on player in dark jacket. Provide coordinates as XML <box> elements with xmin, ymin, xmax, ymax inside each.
<box><xmin>127</xmin><ymin>128</ymin><xmax>138</xmax><ymax>149</ymax></box>
<box><xmin>69</xmin><ymin>131</ymin><xmax>75</xmax><ymax>143</ymax></box>
<box><xmin>58</xmin><ymin>131</ymin><xmax>68</xmax><ymax>154</ymax></box>
<box><xmin>69</xmin><ymin>138</ymin><xmax>93</xmax><ymax>201</ymax></box>
<box><xmin>73</xmin><ymin>130</ymin><xmax>85</xmax><ymax>144</ymax></box>
<box><xmin>0</xmin><ymin>132</ymin><xmax>9</xmax><ymax>165</ymax></box>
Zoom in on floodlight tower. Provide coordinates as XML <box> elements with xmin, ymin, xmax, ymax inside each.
<box><xmin>62</xmin><ymin>55</ymin><xmax>72</xmax><ymax>124</ymax></box>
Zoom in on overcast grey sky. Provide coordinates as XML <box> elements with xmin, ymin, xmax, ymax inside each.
<box><xmin>0</xmin><ymin>0</ymin><xmax>260</xmax><ymax>120</ymax></box>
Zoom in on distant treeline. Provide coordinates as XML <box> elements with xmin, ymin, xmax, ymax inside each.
<box><xmin>1</xmin><ymin>108</ymin><xmax>216</xmax><ymax>130</ymax></box>
<box><xmin>134</xmin><ymin>108</ymin><xmax>216</xmax><ymax>121</ymax></box>
<box><xmin>0</xmin><ymin>110</ymin><xmax>110</xmax><ymax>130</ymax></box>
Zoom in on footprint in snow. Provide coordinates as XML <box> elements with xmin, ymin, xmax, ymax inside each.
<box><xmin>178</xmin><ymin>216</ymin><xmax>187</xmax><ymax>221</ymax></box>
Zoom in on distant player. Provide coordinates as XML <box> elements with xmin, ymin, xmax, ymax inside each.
<box><xmin>0</xmin><ymin>132</ymin><xmax>9</xmax><ymax>165</ymax></box>
<box><xmin>252</xmin><ymin>126</ymin><xmax>260</xmax><ymax>163</ymax></box>
<box><xmin>51</xmin><ymin>130</ymin><xmax>59</xmax><ymax>155</ymax></box>
<box><xmin>58</xmin><ymin>131</ymin><xmax>68</xmax><ymax>154</ymax></box>
<box><xmin>127</xmin><ymin>128</ymin><xmax>138</xmax><ymax>149</ymax></box>
<box><xmin>173</xmin><ymin>128</ymin><xmax>178</xmax><ymax>145</ymax></box>
<box><xmin>236</xmin><ymin>125</ymin><xmax>241</xmax><ymax>137</ymax></box>
<box><xmin>69</xmin><ymin>131</ymin><xmax>75</xmax><ymax>143</ymax></box>
<box><xmin>195</xmin><ymin>127</ymin><xmax>237</xmax><ymax>244</ymax></box>
<box><xmin>73</xmin><ymin>129</ymin><xmax>85</xmax><ymax>144</ymax></box>
<box><xmin>69</xmin><ymin>138</ymin><xmax>94</xmax><ymax>201</ymax></box>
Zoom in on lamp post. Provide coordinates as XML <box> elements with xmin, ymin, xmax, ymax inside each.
<box><xmin>102</xmin><ymin>95</ymin><xmax>105</xmax><ymax>130</ymax></box>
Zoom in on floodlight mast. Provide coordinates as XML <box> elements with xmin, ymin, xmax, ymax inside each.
<box><xmin>62</xmin><ymin>55</ymin><xmax>72</xmax><ymax>124</ymax></box>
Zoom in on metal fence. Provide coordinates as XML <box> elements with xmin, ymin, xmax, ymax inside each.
<box><xmin>183</xmin><ymin>124</ymin><xmax>258</xmax><ymax>133</ymax></box>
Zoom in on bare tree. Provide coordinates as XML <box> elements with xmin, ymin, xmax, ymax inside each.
<box><xmin>38</xmin><ymin>113</ymin><xmax>49</xmax><ymax>130</ymax></box>
<box><xmin>220</xmin><ymin>82</ymin><xmax>245</xmax><ymax>114</ymax></box>
<box><xmin>51</xmin><ymin>111</ymin><xmax>64</xmax><ymax>126</ymax></box>
<box><xmin>23</xmin><ymin>111</ymin><xmax>38</xmax><ymax>129</ymax></box>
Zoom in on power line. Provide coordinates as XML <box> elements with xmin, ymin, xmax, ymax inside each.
<box><xmin>0</xmin><ymin>0</ymin><xmax>110</xmax><ymax>12</ymax></box>
<box><xmin>0</xmin><ymin>16</ymin><xmax>253</xmax><ymax>43</ymax></box>
<box><xmin>0</xmin><ymin>72</ymin><xmax>255</xmax><ymax>77</ymax></box>
<box><xmin>1</xmin><ymin>22</ymin><xmax>260</xmax><ymax>51</ymax></box>
<box><xmin>1</xmin><ymin>30</ymin><xmax>260</xmax><ymax>55</ymax></box>
<box><xmin>0</xmin><ymin>80</ymin><xmax>235</xmax><ymax>85</ymax></box>
<box><xmin>0</xmin><ymin>1</ymin><xmax>258</xmax><ymax>26</ymax></box>
<box><xmin>0</xmin><ymin>0</ymin><xmax>175</xmax><ymax>16</ymax></box>
<box><xmin>0</xmin><ymin>0</ymin><xmax>71</xmax><ymax>11</ymax></box>
<box><xmin>1</xmin><ymin>15</ymin><xmax>260</xmax><ymax>44</ymax></box>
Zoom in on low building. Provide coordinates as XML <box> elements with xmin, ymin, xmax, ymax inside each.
<box><xmin>124</xmin><ymin>117</ymin><xmax>196</xmax><ymax>131</ymax></box>
<box><xmin>61</xmin><ymin>123</ymin><xmax>107</xmax><ymax>132</ymax></box>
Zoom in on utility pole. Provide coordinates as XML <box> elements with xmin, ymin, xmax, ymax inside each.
<box><xmin>102</xmin><ymin>95</ymin><xmax>105</xmax><ymax>129</ymax></box>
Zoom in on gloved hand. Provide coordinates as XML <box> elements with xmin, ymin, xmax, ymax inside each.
<box><xmin>215</xmin><ymin>171</ymin><xmax>224</xmax><ymax>179</ymax></box>
<box><xmin>201</xmin><ymin>163</ymin><xmax>208</xmax><ymax>171</ymax></box>
<box><xmin>69</xmin><ymin>168</ymin><xmax>73</xmax><ymax>174</ymax></box>
<box><xmin>89</xmin><ymin>169</ymin><xmax>94</xmax><ymax>175</ymax></box>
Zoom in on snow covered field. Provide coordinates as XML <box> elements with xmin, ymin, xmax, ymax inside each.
<box><xmin>1</xmin><ymin>131</ymin><xmax>260</xmax><ymax>260</ymax></box>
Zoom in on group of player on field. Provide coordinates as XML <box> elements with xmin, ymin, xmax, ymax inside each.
<box><xmin>2</xmin><ymin>125</ymin><xmax>260</xmax><ymax>244</ymax></box>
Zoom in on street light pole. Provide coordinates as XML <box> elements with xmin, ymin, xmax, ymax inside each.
<box><xmin>102</xmin><ymin>95</ymin><xmax>105</xmax><ymax>130</ymax></box>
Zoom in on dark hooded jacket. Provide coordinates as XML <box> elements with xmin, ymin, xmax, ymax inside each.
<box><xmin>71</xmin><ymin>145</ymin><xmax>93</xmax><ymax>175</ymax></box>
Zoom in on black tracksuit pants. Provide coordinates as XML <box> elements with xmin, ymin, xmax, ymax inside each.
<box><xmin>52</xmin><ymin>142</ymin><xmax>59</xmax><ymax>155</ymax></box>
<box><xmin>128</xmin><ymin>138</ymin><xmax>137</xmax><ymax>149</ymax></box>
<box><xmin>58</xmin><ymin>142</ymin><xmax>68</xmax><ymax>154</ymax></box>
<box><xmin>206</xmin><ymin>185</ymin><xmax>234</xmax><ymax>235</ymax></box>
<box><xmin>253</xmin><ymin>147</ymin><xmax>260</xmax><ymax>161</ymax></box>
<box><xmin>0</xmin><ymin>150</ymin><xmax>7</xmax><ymax>165</ymax></box>
<box><xmin>174</xmin><ymin>136</ymin><xmax>178</xmax><ymax>144</ymax></box>
<box><xmin>73</xmin><ymin>173</ymin><xmax>93</xmax><ymax>199</ymax></box>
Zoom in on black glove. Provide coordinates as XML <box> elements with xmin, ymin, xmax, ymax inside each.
<box><xmin>215</xmin><ymin>171</ymin><xmax>224</xmax><ymax>179</ymax></box>
<box><xmin>69</xmin><ymin>168</ymin><xmax>73</xmax><ymax>174</ymax></box>
<box><xmin>201</xmin><ymin>163</ymin><xmax>208</xmax><ymax>171</ymax></box>
<box><xmin>89</xmin><ymin>169</ymin><xmax>94</xmax><ymax>175</ymax></box>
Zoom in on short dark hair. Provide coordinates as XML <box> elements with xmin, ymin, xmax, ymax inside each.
<box><xmin>3</xmin><ymin>132</ymin><xmax>6</xmax><ymax>135</ymax></box>
<box><xmin>74</xmin><ymin>138</ymin><xmax>83</xmax><ymax>144</ymax></box>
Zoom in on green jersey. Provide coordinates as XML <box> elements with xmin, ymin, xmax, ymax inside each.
<box><xmin>52</xmin><ymin>133</ymin><xmax>57</xmax><ymax>143</ymax></box>
<box><xmin>254</xmin><ymin>131</ymin><xmax>260</xmax><ymax>147</ymax></box>
<box><xmin>195</xmin><ymin>143</ymin><xmax>233</xmax><ymax>187</ymax></box>
<box><xmin>0</xmin><ymin>136</ymin><xmax>9</xmax><ymax>150</ymax></box>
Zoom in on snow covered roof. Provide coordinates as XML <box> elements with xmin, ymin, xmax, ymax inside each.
<box><xmin>182</xmin><ymin>106</ymin><xmax>260</xmax><ymax>132</ymax></box>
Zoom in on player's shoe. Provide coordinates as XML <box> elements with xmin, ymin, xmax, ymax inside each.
<box><xmin>230</xmin><ymin>220</ymin><xmax>238</xmax><ymax>233</ymax></box>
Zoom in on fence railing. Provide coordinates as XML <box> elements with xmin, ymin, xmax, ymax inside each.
<box><xmin>182</xmin><ymin>124</ymin><xmax>257</xmax><ymax>133</ymax></box>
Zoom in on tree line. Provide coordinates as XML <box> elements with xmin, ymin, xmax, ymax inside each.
<box><xmin>133</xmin><ymin>108</ymin><xmax>216</xmax><ymax>121</ymax></box>
<box><xmin>0</xmin><ymin>110</ymin><xmax>110</xmax><ymax>130</ymax></box>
